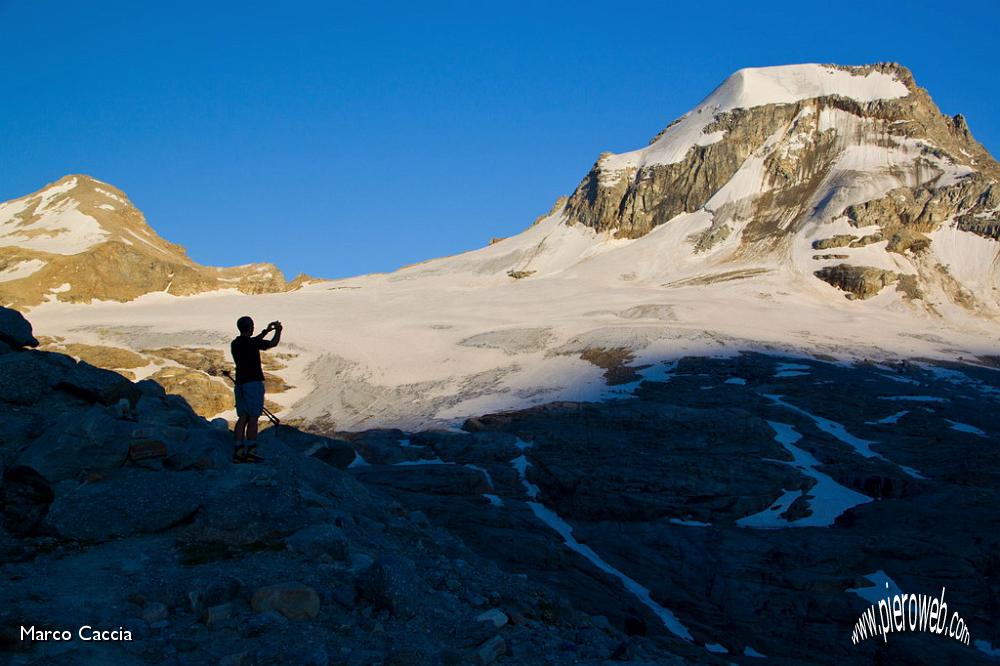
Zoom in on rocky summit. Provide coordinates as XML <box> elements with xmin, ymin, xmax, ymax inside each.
<box><xmin>563</xmin><ymin>63</ymin><xmax>1000</xmax><ymax>305</ymax></box>
<box><xmin>0</xmin><ymin>175</ymin><xmax>316</xmax><ymax>308</ymax></box>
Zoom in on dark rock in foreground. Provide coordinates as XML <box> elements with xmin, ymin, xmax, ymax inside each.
<box><xmin>356</xmin><ymin>352</ymin><xmax>1000</xmax><ymax>664</ymax></box>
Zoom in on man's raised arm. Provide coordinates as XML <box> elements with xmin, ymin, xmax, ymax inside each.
<box><xmin>257</xmin><ymin>321</ymin><xmax>282</xmax><ymax>349</ymax></box>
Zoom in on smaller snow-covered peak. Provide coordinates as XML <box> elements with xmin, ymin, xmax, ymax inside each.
<box><xmin>1</xmin><ymin>175</ymin><xmax>305</xmax><ymax>308</ymax></box>
<box><xmin>0</xmin><ymin>174</ymin><xmax>184</xmax><ymax>262</ymax></box>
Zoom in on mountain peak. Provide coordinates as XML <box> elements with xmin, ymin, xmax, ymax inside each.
<box><xmin>1</xmin><ymin>176</ymin><xmax>315</xmax><ymax>308</ymax></box>
<box><xmin>712</xmin><ymin>62</ymin><xmax>912</xmax><ymax>111</ymax></box>
<box><xmin>492</xmin><ymin>61</ymin><xmax>1000</xmax><ymax>311</ymax></box>
<box><xmin>599</xmin><ymin>63</ymin><xmax>917</xmax><ymax>176</ymax></box>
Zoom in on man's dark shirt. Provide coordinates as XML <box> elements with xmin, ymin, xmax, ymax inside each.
<box><xmin>231</xmin><ymin>335</ymin><xmax>275</xmax><ymax>385</ymax></box>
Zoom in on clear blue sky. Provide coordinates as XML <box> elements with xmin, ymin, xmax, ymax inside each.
<box><xmin>2</xmin><ymin>1</ymin><xmax>997</xmax><ymax>279</ymax></box>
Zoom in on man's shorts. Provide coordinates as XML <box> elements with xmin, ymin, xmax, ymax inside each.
<box><xmin>234</xmin><ymin>380</ymin><xmax>265</xmax><ymax>418</ymax></box>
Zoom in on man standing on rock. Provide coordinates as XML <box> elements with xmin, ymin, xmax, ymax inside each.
<box><xmin>231</xmin><ymin>316</ymin><xmax>281</xmax><ymax>462</ymax></box>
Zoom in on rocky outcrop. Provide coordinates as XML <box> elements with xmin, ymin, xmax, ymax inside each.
<box><xmin>578</xmin><ymin>347</ymin><xmax>648</xmax><ymax>385</ymax></box>
<box><xmin>47</xmin><ymin>342</ymin><xmax>149</xmax><ymax>372</ymax></box>
<box><xmin>565</xmin><ymin>103</ymin><xmax>800</xmax><ymax>239</ymax></box>
<box><xmin>0</xmin><ymin>175</ymin><xmax>321</xmax><ymax>308</ymax></box>
<box><xmin>812</xmin><ymin>234</ymin><xmax>858</xmax><ymax>250</ymax></box>
<box><xmin>150</xmin><ymin>367</ymin><xmax>234</xmax><ymax>417</ymax></box>
<box><xmin>0</xmin><ymin>307</ymin><xmax>37</xmax><ymax>349</ymax></box>
<box><xmin>814</xmin><ymin>263</ymin><xmax>900</xmax><ymax>299</ymax></box>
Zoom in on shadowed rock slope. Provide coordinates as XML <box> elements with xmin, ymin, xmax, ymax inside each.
<box><xmin>1</xmin><ymin>306</ymin><xmax>686</xmax><ymax>665</ymax></box>
<box><xmin>345</xmin><ymin>354</ymin><xmax>1000</xmax><ymax>663</ymax></box>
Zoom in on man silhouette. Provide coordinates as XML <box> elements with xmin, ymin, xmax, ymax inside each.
<box><xmin>231</xmin><ymin>316</ymin><xmax>282</xmax><ymax>462</ymax></box>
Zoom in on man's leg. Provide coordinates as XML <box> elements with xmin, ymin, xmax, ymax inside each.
<box><xmin>234</xmin><ymin>415</ymin><xmax>248</xmax><ymax>441</ymax></box>
<box><xmin>245</xmin><ymin>417</ymin><xmax>262</xmax><ymax>460</ymax></box>
<box><xmin>244</xmin><ymin>382</ymin><xmax>265</xmax><ymax>461</ymax></box>
<box><xmin>234</xmin><ymin>414</ymin><xmax>248</xmax><ymax>460</ymax></box>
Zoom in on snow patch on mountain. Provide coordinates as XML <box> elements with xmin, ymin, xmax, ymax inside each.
<box><xmin>0</xmin><ymin>177</ymin><xmax>109</xmax><ymax>255</ymax></box>
<box><xmin>0</xmin><ymin>259</ymin><xmax>46</xmax><ymax>283</ymax></box>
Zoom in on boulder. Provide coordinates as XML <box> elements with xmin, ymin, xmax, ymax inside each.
<box><xmin>0</xmin><ymin>307</ymin><xmax>38</xmax><ymax>349</ymax></box>
<box><xmin>202</xmin><ymin>602</ymin><xmax>237</xmax><ymax>628</ymax></box>
<box><xmin>44</xmin><ymin>470</ymin><xmax>204</xmax><ymax>541</ymax></box>
<box><xmin>259</xmin><ymin>424</ymin><xmax>355</xmax><ymax>469</ymax></box>
<box><xmin>475</xmin><ymin>636</ymin><xmax>506</xmax><ymax>665</ymax></box>
<box><xmin>251</xmin><ymin>582</ymin><xmax>320</xmax><ymax>620</ymax></box>
<box><xmin>164</xmin><ymin>430</ymin><xmax>230</xmax><ymax>471</ymax></box>
<box><xmin>0</xmin><ymin>353</ymin><xmax>54</xmax><ymax>405</ymax></box>
<box><xmin>284</xmin><ymin>523</ymin><xmax>350</xmax><ymax>561</ymax></box>
<box><xmin>188</xmin><ymin>575</ymin><xmax>246</xmax><ymax>615</ymax></box>
<box><xmin>182</xmin><ymin>472</ymin><xmax>309</xmax><ymax>546</ymax></box>
<box><xmin>476</xmin><ymin>609</ymin><xmax>509</xmax><ymax>628</ymax></box>
<box><xmin>135</xmin><ymin>379</ymin><xmax>167</xmax><ymax>398</ymax></box>
<box><xmin>243</xmin><ymin>610</ymin><xmax>286</xmax><ymax>637</ymax></box>
<box><xmin>56</xmin><ymin>361</ymin><xmax>141</xmax><ymax>406</ymax></box>
<box><xmin>356</xmin><ymin>555</ymin><xmax>422</xmax><ymax>618</ymax></box>
<box><xmin>140</xmin><ymin>601</ymin><xmax>168</xmax><ymax>624</ymax></box>
<box><xmin>127</xmin><ymin>440</ymin><xmax>168</xmax><ymax>463</ymax></box>
<box><xmin>813</xmin><ymin>264</ymin><xmax>899</xmax><ymax>300</ymax></box>
<box><xmin>16</xmin><ymin>405</ymin><xmax>134</xmax><ymax>483</ymax></box>
<box><xmin>0</xmin><ymin>411</ymin><xmax>44</xmax><ymax>455</ymax></box>
<box><xmin>308</xmin><ymin>441</ymin><xmax>357</xmax><ymax>469</ymax></box>
<box><xmin>0</xmin><ymin>466</ymin><xmax>54</xmax><ymax>535</ymax></box>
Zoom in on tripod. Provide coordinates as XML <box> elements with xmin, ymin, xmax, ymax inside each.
<box><xmin>221</xmin><ymin>370</ymin><xmax>281</xmax><ymax>425</ymax></box>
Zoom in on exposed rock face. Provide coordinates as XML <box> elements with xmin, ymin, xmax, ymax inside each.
<box><xmin>812</xmin><ymin>234</ymin><xmax>858</xmax><ymax>250</ymax></box>
<box><xmin>0</xmin><ymin>307</ymin><xmax>38</xmax><ymax>349</ymax></box>
<box><xmin>814</xmin><ymin>263</ymin><xmax>900</xmax><ymax>299</ymax></box>
<box><xmin>559</xmin><ymin>63</ymin><xmax>1000</xmax><ymax>305</ymax></box>
<box><xmin>47</xmin><ymin>342</ymin><xmax>149</xmax><ymax>371</ymax></box>
<box><xmin>566</xmin><ymin>103</ymin><xmax>801</xmax><ymax>239</ymax></box>
<box><xmin>0</xmin><ymin>175</ymin><xmax>319</xmax><ymax>308</ymax></box>
<box><xmin>151</xmin><ymin>367</ymin><xmax>234</xmax><ymax>418</ymax></box>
